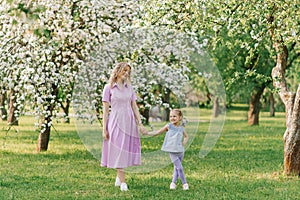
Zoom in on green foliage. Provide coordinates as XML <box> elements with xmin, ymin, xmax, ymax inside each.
<box><xmin>140</xmin><ymin>0</ymin><xmax>299</xmax><ymax>106</ymax></box>
<box><xmin>1</xmin><ymin>107</ymin><xmax>300</xmax><ymax>199</ymax></box>
<box><xmin>17</xmin><ymin>3</ymin><xmax>29</xmax><ymax>14</ymax></box>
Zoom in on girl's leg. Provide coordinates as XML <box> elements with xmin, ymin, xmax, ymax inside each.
<box><xmin>170</xmin><ymin>153</ymin><xmax>187</xmax><ymax>184</ymax></box>
<box><xmin>170</xmin><ymin>153</ymin><xmax>179</xmax><ymax>183</ymax></box>
<box><xmin>172</xmin><ymin>165</ymin><xmax>179</xmax><ymax>183</ymax></box>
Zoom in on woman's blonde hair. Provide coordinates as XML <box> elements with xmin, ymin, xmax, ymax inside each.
<box><xmin>109</xmin><ymin>62</ymin><xmax>131</xmax><ymax>88</ymax></box>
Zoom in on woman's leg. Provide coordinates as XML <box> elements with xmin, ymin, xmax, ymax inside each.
<box><xmin>117</xmin><ymin>168</ymin><xmax>128</xmax><ymax>191</ymax></box>
<box><xmin>117</xmin><ymin>168</ymin><xmax>125</xmax><ymax>183</ymax></box>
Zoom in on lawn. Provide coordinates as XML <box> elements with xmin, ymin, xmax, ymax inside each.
<box><xmin>1</xmin><ymin>105</ymin><xmax>300</xmax><ymax>200</ymax></box>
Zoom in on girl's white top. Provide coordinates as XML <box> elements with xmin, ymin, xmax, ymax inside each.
<box><xmin>161</xmin><ymin>123</ymin><xmax>184</xmax><ymax>153</ymax></box>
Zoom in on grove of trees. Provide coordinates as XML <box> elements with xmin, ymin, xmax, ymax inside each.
<box><xmin>1</xmin><ymin>0</ymin><xmax>299</xmax><ymax>175</ymax></box>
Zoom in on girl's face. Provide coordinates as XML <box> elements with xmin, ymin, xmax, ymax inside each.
<box><xmin>117</xmin><ymin>65</ymin><xmax>131</xmax><ymax>81</ymax></box>
<box><xmin>169</xmin><ymin>111</ymin><xmax>182</xmax><ymax>126</ymax></box>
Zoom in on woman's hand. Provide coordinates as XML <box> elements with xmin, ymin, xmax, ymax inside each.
<box><xmin>139</xmin><ymin>125</ymin><xmax>148</xmax><ymax>135</ymax></box>
<box><xmin>103</xmin><ymin>129</ymin><xmax>109</xmax><ymax>140</ymax></box>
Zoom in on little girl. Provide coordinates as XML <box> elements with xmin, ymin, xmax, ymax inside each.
<box><xmin>143</xmin><ymin>109</ymin><xmax>189</xmax><ymax>190</ymax></box>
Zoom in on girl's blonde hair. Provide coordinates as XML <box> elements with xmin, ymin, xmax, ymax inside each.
<box><xmin>171</xmin><ymin>109</ymin><xmax>183</xmax><ymax>118</ymax></box>
<box><xmin>109</xmin><ymin>62</ymin><xmax>131</xmax><ymax>88</ymax></box>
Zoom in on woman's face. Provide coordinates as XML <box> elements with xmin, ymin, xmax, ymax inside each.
<box><xmin>118</xmin><ymin>65</ymin><xmax>131</xmax><ymax>81</ymax></box>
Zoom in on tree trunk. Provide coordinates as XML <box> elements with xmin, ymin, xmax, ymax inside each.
<box><xmin>213</xmin><ymin>96</ymin><xmax>220</xmax><ymax>118</ymax></box>
<box><xmin>37</xmin><ymin>84</ymin><xmax>58</xmax><ymax>152</ymax></box>
<box><xmin>269</xmin><ymin>25</ymin><xmax>300</xmax><ymax>175</ymax></box>
<box><xmin>143</xmin><ymin>108</ymin><xmax>150</xmax><ymax>124</ymax></box>
<box><xmin>248</xmin><ymin>85</ymin><xmax>265</xmax><ymax>125</ymax></box>
<box><xmin>60</xmin><ymin>82</ymin><xmax>75</xmax><ymax>124</ymax></box>
<box><xmin>7</xmin><ymin>88</ymin><xmax>18</xmax><ymax>126</ymax></box>
<box><xmin>283</xmin><ymin>85</ymin><xmax>300</xmax><ymax>175</ymax></box>
<box><xmin>37</xmin><ymin>116</ymin><xmax>51</xmax><ymax>151</ymax></box>
<box><xmin>163</xmin><ymin>88</ymin><xmax>171</xmax><ymax>121</ymax></box>
<box><xmin>269</xmin><ymin>93</ymin><xmax>275</xmax><ymax>117</ymax></box>
<box><xmin>61</xmin><ymin>97</ymin><xmax>71</xmax><ymax>123</ymax></box>
<box><xmin>0</xmin><ymin>90</ymin><xmax>7</xmax><ymax>121</ymax></box>
<box><xmin>138</xmin><ymin>93</ymin><xmax>150</xmax><ymax>124</ymax></box>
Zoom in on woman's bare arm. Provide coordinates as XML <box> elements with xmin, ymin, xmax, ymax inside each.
<box><xmin>102</xmin><ymin>101</ymin><xmax>110</xmax><ymax>140</ymax></box>
<box><xmin>131</xmin><ymin>100</ymin><xmax>142</xmax><ymax>125</ymax></box>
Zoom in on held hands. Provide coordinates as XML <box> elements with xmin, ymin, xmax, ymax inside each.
<box><xmin>139</xmin><ymin>125</ymin><xmax>148</xmax><ymax>135</ymax></box>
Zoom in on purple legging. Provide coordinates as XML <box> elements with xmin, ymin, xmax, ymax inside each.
<box><xmin>169</xmin><ymin>152</ymin><xmax>186</xmax><ymax>184</ymax></box>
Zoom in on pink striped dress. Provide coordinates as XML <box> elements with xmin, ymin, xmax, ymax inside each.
<box><xmin>101</xmin><ymin>83</ymin><xmax>141</xmax><ymax>168</ymax></box>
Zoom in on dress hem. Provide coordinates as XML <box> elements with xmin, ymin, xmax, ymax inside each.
<box><xmin>100</xmin><ymin>163</ymin><xmax>141</xmax><ymax>169</ymax></box>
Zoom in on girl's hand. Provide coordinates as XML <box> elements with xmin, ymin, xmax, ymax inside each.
<box><xmin>103</xmin><ymin>129</ymin><xmax>109</xmax><ymax>140</ymax></box>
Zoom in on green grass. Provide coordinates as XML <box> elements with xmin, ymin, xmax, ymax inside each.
<box><xmin>1</xmin><ymin>106</ymin><xmax>300</xmax><ymax>200</ymax></box>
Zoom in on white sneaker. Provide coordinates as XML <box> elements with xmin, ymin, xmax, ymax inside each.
<box><xmin>115</xmin><ymin>176</ymin><xmax>121</xmax><ymax>187</ymax></box>
<box><xmin>170</xmin><ymin>182</ymin><xmax>176</xmax><ymax>190</ymax></box>
<box><xmin>120</xmin><ymin>183</ymin><xmax>128</xmax><ymax>191</ymax></box>
<box><xmin>183</xmin><ymin>183</ymin><xmax>189</xmax><ymax>190</ymax></box>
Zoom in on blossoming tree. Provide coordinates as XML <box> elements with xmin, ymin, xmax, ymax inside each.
<box><xmin>1</xmin><ymin>0</ymin><xmax>198</xmax><ymax>152</ymax></box>
<box><xmin>0</xmin><ymin>0</ymin><xmax>140</xmax><ymax>151</ymax></box>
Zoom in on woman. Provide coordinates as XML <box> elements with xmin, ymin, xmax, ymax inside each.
<box><xmin>101</xmin><ymin>62</ymin><xmax>145</xmax><ymax>191</ymax></box>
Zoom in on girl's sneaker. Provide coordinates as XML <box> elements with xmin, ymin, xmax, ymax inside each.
<box><xmin>183</xmin><ymin>183</ymin><xmax>189</xmax><ymax>190</ymax></box>
<box><xmin>120</xmin><ymin>183</ymin><xmax>128</xmax><ymax>191</ymax></box>
<box><xmin>170</xmin><ymin>182</ymin><xmax>176</xmax><ymax>190</ymax></box>
<box><xmin>115</xmin><ymin>176</ymin><xmax>121</xmax><ymax>186</ymax></box>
